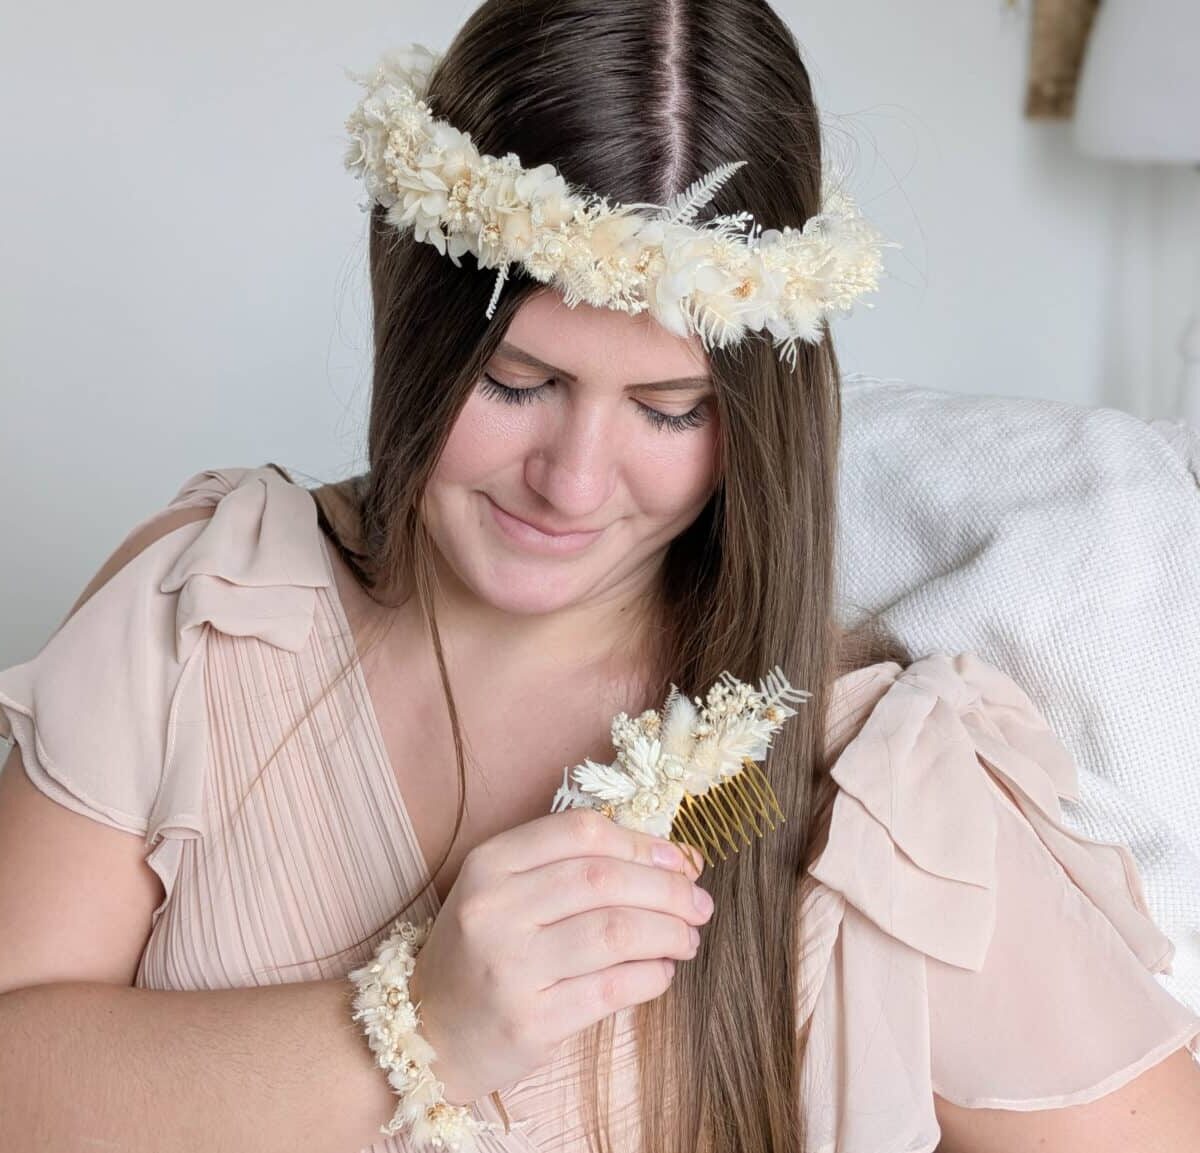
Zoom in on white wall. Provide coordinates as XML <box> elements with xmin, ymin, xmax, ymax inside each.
<box><xmin>1</xmin><ymin>0</ymin><xmax>1195</xmax><ymax>662</ymax></box>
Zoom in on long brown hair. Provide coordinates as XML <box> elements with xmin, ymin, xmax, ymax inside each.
<box><xmin>266</xmin><ymin>2</ymin><xmax>910</xmax><ymax>1150</ymax></box>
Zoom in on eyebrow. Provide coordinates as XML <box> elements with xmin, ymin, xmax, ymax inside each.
<box><xmin>495</xmin><ymin>341</ymin><xmax>712</xmax><ymax>392</ymax></box>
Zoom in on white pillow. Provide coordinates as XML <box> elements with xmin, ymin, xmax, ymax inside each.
<box><xmin>836</xmin><ymin>375</ymin><xmax>1200</xmax><ymax>1016</ymax></box>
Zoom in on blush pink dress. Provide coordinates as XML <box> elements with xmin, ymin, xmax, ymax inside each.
<box><xmin>2</xmin><ymin>464</ymin><xmax>1197</xmax><ymax>1153</ymax></box>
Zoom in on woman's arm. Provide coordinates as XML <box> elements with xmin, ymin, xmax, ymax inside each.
<box><xmin>0</xmin><ymin>503</ymin><xmax>424</xmax><ymax>1151</ymax></box>
<box><xmin>933</xmin><ymin>1046</ymin><xmax>1200</xmax><ymax>1153</ymax></box>
<box><xmin>0</xmin><ymin>976</ymin><xmax>404</xmax><ymax>1153</ymax></box>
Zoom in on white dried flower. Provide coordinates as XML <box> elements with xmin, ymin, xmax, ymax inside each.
<box><xmin>344</xmin><ymin>43</ymin><xmax>898</xmax><ymax>369</ymax></box>
<box><xmin>347</xmin><ymin>917</ymin><xmax>530</xmax><ymax>1149</ymax></box>
<box><xmin>549</xmin><ymin>665</ymin><xmax>812</xmax><ymax>841</ymax></box>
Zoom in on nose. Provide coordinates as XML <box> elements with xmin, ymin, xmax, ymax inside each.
<box><xmin>524</xmin><ymin>400</ymin><xmax>617</xmax><ymax>520</ymax></box>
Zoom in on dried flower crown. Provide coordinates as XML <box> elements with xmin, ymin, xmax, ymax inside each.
<box><xmin>549</xmin><ymin>667</ymin><xmax>810</xmax><ymax>865</ymax></box>
<box><xmin>343</xmin><ymin>43</ymin><xmax>897</xmax><ymax>369</ymax></box>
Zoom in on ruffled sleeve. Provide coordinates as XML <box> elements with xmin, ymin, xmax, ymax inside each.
<box><xmin>796</xmin><ymin>651</ymin><xmax>1200</xmax><ymax>1153</ymax></box>
<box><xmin>0</xmin><ymin>464</ymin><xmax>331</xmax><ymax>924</ymax></box>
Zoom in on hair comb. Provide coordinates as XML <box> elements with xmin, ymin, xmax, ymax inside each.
<box><xmin>548</xmin><ymin>667</ymin><xmax>810</xmax><ymax>867</ymax></box>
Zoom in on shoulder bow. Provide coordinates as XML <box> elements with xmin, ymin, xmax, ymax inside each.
<box><xmin>806</xmin><ymin>651</ymin><xmax>1167</xmax><ymax>974</ymax></box>
<box><xmin>158</xmin><ymin>466</ymin><xmax>332</xmax><ymax>664</ymax></box>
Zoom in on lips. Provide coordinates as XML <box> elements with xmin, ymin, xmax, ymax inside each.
<box><xmin>484</xmin><ymin>493</ymin><xmax>606</xmax><ymax>554</ymax></box>
<box><xmin>488</xmin><ymin>496</ymin><xmax>601</xmax><ymax>538</ymax></box>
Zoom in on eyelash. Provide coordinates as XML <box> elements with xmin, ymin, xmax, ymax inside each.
<box><xmin>477</xmin><ymin>374</ymin><xmax>711</xmax><ymax>434</ymax></box>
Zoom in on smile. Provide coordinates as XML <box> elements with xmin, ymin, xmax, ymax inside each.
<box><xmin>484</xmin><ymin>494</ymin><xmax>606</xmax><ymax>555</ymax></box>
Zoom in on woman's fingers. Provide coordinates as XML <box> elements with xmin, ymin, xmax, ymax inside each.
<box><xmin>474</xmin><ymin>807</ymin><xmax>701</xmax><ymax>882</ymax></box>
<box><xmin>404</xmin><ymin>807</ymin><xmax>710</xmax><ymax>1104</ymax></box>
<box><xmin>503</xmin><ymin>852</ymin><xmax>710</xmax><ymax>927</ymax></box>
<box><xmin>533</xmin><ymin>903</ymin><xmax>703</xmax><ymax>986</ymax></box>
<box><xmin>540</xmin><ymin>955</ymin><xmax>683</xmax><ymax>1037</ymax></box>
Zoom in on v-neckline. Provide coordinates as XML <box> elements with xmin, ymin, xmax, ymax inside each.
<box><xmin>308</xmin><ymin>511</ymin><xmax>444</xmax><ymax>916</ymax></box>
<box><xmin>305</xmin><ymin>492</ymin><xmax>556</xmax><ymax>1138</ymax></box>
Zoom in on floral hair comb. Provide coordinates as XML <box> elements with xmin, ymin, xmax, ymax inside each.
<box><xmin>548</xmin><ymin>667</ymin><xmax>810</xmax><ymax>867</ymax></box>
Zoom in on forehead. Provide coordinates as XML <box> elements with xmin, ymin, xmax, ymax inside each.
<box><xmin>499</xmin><ymin>290</ymin><xmax>711</xmax><ymax>383</ymax></box>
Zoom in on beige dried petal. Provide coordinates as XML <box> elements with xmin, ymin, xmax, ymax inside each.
<box><xmin>343</xmin><ymin>42</ymin><xmax>892</xmax><ymax>364</ymax></box>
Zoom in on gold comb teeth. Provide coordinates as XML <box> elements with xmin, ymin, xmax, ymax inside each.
<box><xmin>671</xmin><ymin>756</ymin><xmax>790</xmax><ymax>866</ymax></box>
<box><xmin>548</xmin><ymin>665</ymin><xmax>811</xmax><ymax>867</ymax></box>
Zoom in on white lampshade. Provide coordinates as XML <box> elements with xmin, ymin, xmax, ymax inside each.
<box><xmin>1074</xmin><ymin>0</ymin><xmax>1200</xmax><ymax>164</ymax></box>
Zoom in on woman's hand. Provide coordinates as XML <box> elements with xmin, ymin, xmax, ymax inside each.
<box><xmin>406</xmin><ymin>808</ymin><xmax>711</xmax><ymax>1105</ymax></box>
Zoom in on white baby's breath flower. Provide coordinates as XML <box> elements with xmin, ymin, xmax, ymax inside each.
<box><xmin>610</xmin><ymin>712</ymin><xmax>642</xmax><ymax>748</ymax></box>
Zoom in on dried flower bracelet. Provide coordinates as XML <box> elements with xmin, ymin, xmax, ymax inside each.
<box><xmin>347</xmin><ymin>916</ymin><xmax>513</xmax><ymax>1151</ymax></box>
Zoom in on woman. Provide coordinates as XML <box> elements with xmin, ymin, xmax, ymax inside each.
<box><xmin>1</xmin><ymin>1</ymin><xmax>1197</xmax><ymax>1151</ymax></box>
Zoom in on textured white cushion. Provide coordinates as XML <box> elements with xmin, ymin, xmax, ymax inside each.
<box><xmin>836</xmin><ymin>375</ymin><xmax>1200</xmax><ymax>1016</ymax></box>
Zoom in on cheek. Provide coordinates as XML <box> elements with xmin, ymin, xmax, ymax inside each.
<box><xmin>432</xmin><ymin>392</ymin><xmax>532</xmax><ymax>485</ymax></box>
<box><xmin>629</xmin><ymin>422</ymin><xmax>721</xmax><ymax>520</ymax></box>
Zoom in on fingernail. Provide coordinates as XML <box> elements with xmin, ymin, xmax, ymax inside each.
<box><xmin>693</xmin><ymin>886</ymin><xmax>714</xmax><ymax>915</ymax></box>
<box><xmin>652</xmin><ymin>841</ymin><xmax>682</xmax><ymax>869</ymax></box>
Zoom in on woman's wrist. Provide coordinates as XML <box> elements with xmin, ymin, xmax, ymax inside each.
<box><xmin>346</xmin><ymin>917</ymin><xmax>507</xmax><ymax>1151</ymax></box>
<box><xmin>406</xmin><ymin>957</ymin><xmax>473</xmax><ymax>1107</ymax></box>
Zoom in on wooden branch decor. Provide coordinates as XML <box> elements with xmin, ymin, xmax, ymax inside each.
<box><xmin>1025</xmin><ymin>0</ymin><xmax>1102</xmax><ymax>119</ymax></box>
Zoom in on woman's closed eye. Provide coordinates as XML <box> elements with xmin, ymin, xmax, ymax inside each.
<box><xmin>477</xmin><ymin>374</ymin><xmax>711</xmax><ymax>434</ymax></box>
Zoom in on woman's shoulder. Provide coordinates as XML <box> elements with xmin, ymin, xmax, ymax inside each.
<box><xmin>0</xmin><ymin>463</ymin><xmax>333</xmax><ymax>840</ymax></box>
<box><xmin>796</xmin><ymin>650</ymin><xmax>1200</xmax><ymax>1153</ymax></box>
<box><xmin>807</xmin><ymin>650</ymin><xmax>1137</xmax><ymax>967</ymax></box>
<box><xmin>149</xmin><ymin>463</ymin><xmax>333</xmax><ymax>660</ymax></box>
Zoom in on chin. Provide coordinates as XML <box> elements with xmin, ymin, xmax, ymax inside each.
<box><xmin>473</xmin><ymin>545</ymin><xmax>611</xmax><ymax>613</ymax></box>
